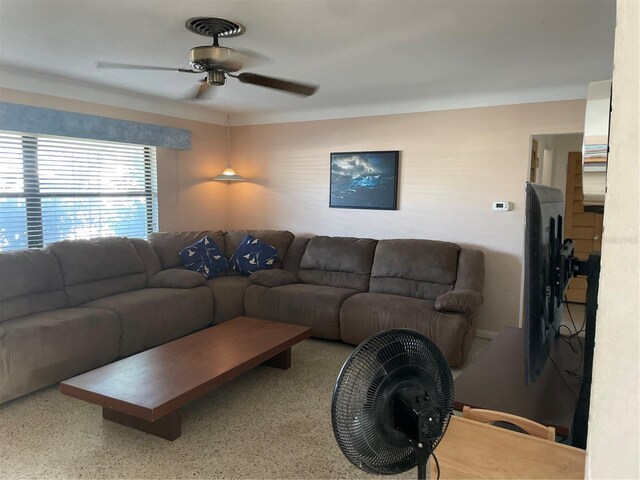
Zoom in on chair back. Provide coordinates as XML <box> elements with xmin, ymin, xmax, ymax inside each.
<box><xmin>462</xmin><ymin>406</ymin><xmax>556</xmax><ymax>441</ymax></box>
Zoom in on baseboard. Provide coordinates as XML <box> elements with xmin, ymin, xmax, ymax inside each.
<box><xmin>476</xmin><ymin>329</ymin><xmax>498</xmax><ymax>340</ymax></box>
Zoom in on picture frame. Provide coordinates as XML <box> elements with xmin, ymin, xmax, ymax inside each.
<box><xmin>329</xmin><ymin>150</ymin><xmax>399</xmax><ymax>210</ymax></box>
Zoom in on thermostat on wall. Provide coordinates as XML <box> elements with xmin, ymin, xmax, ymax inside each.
<box><xmin>492</xmin><ymin>201</ymin><xmax>511</xmax><ymax>212</ymax></box>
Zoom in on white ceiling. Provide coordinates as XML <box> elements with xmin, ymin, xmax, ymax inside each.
<box><xmin>0</xmin><ymin>0</ymin><xmax>616</xmax><ymax>125</ymax></box>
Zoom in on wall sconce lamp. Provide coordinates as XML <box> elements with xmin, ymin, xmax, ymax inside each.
<box><xmin>212</xmin><ymin>115</ymin><xmax>246</xmax><ymax>182</ymax></box>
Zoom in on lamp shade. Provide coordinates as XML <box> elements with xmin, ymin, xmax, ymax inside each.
<box><xmin>212</xmin><ymin>166</ymin><xmax>246</xmax><ymax>182</ymax></box>
<box><xmin>212</xmin><ymin>115</ymin><xmax>246</xmax><ymax>182</ymax></box>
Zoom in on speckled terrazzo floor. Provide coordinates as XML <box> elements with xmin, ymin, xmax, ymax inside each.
<box><xmin>0</xmin><ymin>337</ymin><xmax>489</xmax><ymax>479</ymax></box>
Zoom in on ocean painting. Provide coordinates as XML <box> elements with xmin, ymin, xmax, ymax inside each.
<box><xmin>330</xmin><ymin>151</ymin><xmax>399</xmax><ymax>210</ymax></box>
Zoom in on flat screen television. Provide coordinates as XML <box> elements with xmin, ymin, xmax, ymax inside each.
<box><xmin>523</xmin><ymin>182</ymin><xmax>573</xmax><ymax>385</ymax></box>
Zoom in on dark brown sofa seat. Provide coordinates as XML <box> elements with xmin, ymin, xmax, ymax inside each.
<box><xmin>339</xmin><ymin>239</ymin><xmax>484</xmax><ymax>366</ymax></box>
<box><xmin>49</xmin><ymin>236</ymin><xmax>213</xmax><ymax>357</ymax></box>
<box><xmin>206</xmin><ymin>230</ymin><xmax>296</xmax><ymax>323</ymax></box>
<box><xmin>245</xmin><ymin>236</ymin><xmax>377</xmax><ymax>339</ymax></box>
<box><xmin>245</xmin><ymin>283</ymin><xmax>359</xmax><ymax>339</ymax></box>
<box><xmin>0</xmin><ymin>248</ymin><xmax>120</xmax><ymax>404</ymax></box>
<box><xmin>340</xmin><ymin>294</ymin><xmax>472</xmax><ymax>366</ymax></box>
<box><xmin>0</xmin><ymin>308</ymin><xmax>120</xmax><ymax>404</ymax></box>
<box><xmin>206</xmin><ymin>276</ymin><xmax>252</xmax><ymax>324</ymax></box>
<box><xmin>84</xmin><ymin>287</ymin><xmax>212</xmax><ymax>357</ymax></box>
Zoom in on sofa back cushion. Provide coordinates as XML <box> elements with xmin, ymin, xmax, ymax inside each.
<box><xmin>0</xmin><ymin>249</ymin><xmax>67</xmax><ymax>322</ymax></box>
<box><xmin>48</xmin><ymin>237</ymin><xmax>148</xmax><ymax>306</ymax></box>
<box><xmin>130</xmin><ymin>238</ymin><xmax>162</xmax><ymax>278</ymax></box>
<box><xmin>224</xmin><ymin>230</ymin><xmax>295</xmax><ymax>271</ymax></box>
<box><xmin>149</xmin><ymin>231</ymin><xmax>225</xmax><ymax>270</ymax></box>
<box><xmin>369</xmin><ymin>239</ymin><xmax>461</xmax><ymax>301</ymax></box>
<box><xmin>298</xmin><ymin>236</ymin><xmax>377</xmax><ymax>292</ymax></box>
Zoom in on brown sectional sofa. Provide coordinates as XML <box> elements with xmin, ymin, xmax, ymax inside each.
<box><xmin>0</xmin><ymin>229</ymin><xmax>483</xmax><ymax>405</ymax></box>
<box><xmin>148</xmin><ymin>229</ymin><xmax>296</xmax><ymax>323</ymax></box>
<box><xmin>245</xmin><ymin>236</ymin><xmax>484</xmax><ymax>365</ymax></box>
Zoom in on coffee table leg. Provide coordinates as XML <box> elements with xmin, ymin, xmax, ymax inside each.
<box><xmin>103</xmin><ymin>407</ymin><xmax>182</xmax><ymax>441</ymax></box>
<box><xmin>264</xmin><ymin>347</ymin><xmax>291</xmax><ymax>370</ymax></box>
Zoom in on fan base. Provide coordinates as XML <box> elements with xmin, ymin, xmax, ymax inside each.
<box><xmin>190</xmin><ymin>46</ymin><xmax>243</xmax><ymax>72</ymax></box>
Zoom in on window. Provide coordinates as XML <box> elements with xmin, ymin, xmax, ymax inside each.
<box><xmin>0</xmin><ymin>132</ymin><xmax>158</xmax><ymax>251</ymax></box>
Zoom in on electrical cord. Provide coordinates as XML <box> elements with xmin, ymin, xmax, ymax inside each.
<box><xmin>544</xmin><ymin>299</ymin><xmax>590</xmax><ymax>398</ymax></box>
<box><xmin>429</xmin><ymin>451</ymin><xmax>440</xmax><ymax>480</ymax></box>
<box><xmin>558</xmin><ymin>298</ymin><xmax>585</xmax><ymax>375</ymax></box>
<box><xmin>545</xmin><ymin>338</ymin><xmax>578</xmax><ymax>400</ymax></box>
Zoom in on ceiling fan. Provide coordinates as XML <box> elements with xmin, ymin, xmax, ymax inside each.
<box><xmin>97</xmin><ymin>17</ymin><xmax>318</xmax><ymax>100</ymax></box>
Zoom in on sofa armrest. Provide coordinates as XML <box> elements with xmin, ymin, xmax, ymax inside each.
<box><xmin>250</xmin><ymin>269</ymin><xmax>298</xmax><ymax>287</ymax></box>
<box><xmin>435</xmin><ymin>289</ymin><xmax>483</xmax><ymax>314</ymax></box>
<box><xmin>147</xmin><ymin>269</ymin><xmax>205</xmax><ymax>288</ymax></box>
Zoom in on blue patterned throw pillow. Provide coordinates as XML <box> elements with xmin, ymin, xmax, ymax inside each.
<box><xmin>179</xmin><ymin>236</ymin><xmax>228</xmax><ymax>280</ymax></box>
<box><xmin>229</xmin><ymin>234</ymin><xmax>278</xmax><ymax>276</ymax></box>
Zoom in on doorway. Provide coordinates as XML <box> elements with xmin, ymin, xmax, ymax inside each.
<box><xmin>563</xmin><ymin>152</ymin><xmax>604</xmax><ymax>303</ymax></box>
<box><xmin>528</xmin><ymin>134</ymin><xmax>596</xmax><ymax>304</ymax></box>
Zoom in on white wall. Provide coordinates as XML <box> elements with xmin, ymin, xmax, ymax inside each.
<box><xmin>586</xmin><ymin>0</ymin><xmax>640</xmax><ymax>477</ymax></box>
<box><xmin>228</xmin><ymin>100</ymin><xmax>586</xmax><ymax>335</ymax></box>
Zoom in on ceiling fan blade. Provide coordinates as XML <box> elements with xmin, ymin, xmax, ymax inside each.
<box><xmin>235</xmin><ymin>73</ymin><xmax>318</xmax><ymax>97</ymax></box>
<box><xmin>191</xmin><ymin>78</ymin><xmax>212</xmax><ymax>100</ymax></box>
<box><xmin>97</xmin><ymin>62</ymin><xmax>200</xmax><ymax>73</ymax></box>
<box><xmin>233</xmin><ymin>48</ymin><xmax>271</xmax><ymax>66</ymax></box>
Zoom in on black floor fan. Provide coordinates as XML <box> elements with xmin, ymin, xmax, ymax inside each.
<box><xmin>332</xmin><ymin>329</ymin><xmax>454</xmax><ymax>480</ymax></box>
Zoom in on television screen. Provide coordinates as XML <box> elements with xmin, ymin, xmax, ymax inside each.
<box><xmin>524</xmin><ymin>182</ymin><xmax>566</xmax><ymax>384</ymax></box>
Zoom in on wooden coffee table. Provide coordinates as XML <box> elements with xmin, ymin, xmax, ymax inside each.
<box><xmin>60</xmin><ymin>316</ymin><xmax>311</xmax><ymax>440</ymax></box>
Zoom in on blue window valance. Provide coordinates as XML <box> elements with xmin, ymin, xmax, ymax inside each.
<box><xmin>0</xmin><ymin>102</ymin><xmax>191</xmax><ymax>150</ymax></box>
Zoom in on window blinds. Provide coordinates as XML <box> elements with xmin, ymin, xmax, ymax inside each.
<box><xmin>0</xmin><ymin>132</ymin><xmax>158</xmax><ymax>251</ymax></box>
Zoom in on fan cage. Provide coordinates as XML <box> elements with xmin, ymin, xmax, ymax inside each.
<box><xmin>332</xmin><ymin>329</ymin><xmax>454</xmax><ymax>475</ymax></box>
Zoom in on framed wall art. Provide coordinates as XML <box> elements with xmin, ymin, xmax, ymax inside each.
<box><xmin>329</xmin><ymin>150</ymin><xmax>399</xmax><ymax>210</ymax></box>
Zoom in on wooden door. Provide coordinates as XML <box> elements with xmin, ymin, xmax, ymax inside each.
<box><xmin>564</xmin><ymin>152</ymin><xmax>603</xmax><ymax>303</ymax></box>
<box><xmin>530</xmin><ymin>139</ymin><xmax>539</xmax><ymax>182</ymax></box>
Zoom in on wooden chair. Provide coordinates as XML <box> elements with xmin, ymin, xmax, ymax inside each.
<box><xmin>462</xmin><ymin>406</ymin><xmax>556</xmax><ymax>441</ymax></box>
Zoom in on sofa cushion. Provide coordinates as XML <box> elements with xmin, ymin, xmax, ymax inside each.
<box><xmin>0</xmin><ymin>307</ymin><xmax>120</xmax><ymax>404</ymax></box>
<box><xmin>149</xmin><ymin>231</ymin><xmax>225</xmax><ymax>270</ymax></box>
<box><xmin>82</xmin><ymin>287</ymin><xmax>213</xmax><ymax>357</ymax></box>
<box><xmin>339</xmin><ymin>293</ymin><xmax>473</xmax><ymax>366</ymax></box>
<box><xmin>369</xmin><ymin>239</ymin><xmax>461</xmax><ymax>301</ymax></box>
<box><xmin>49</xmin><ymin>237</ymin><xmax>146</xmax><ymax>285</ymax></box>
<box><xmin>453</xmin><ymin>248</ymin><xmax>485</xmax><ymax>292</ymax></box>
<box><xmin>298</xmin><ymin>236</ymin><xmax>377</xmax><ymax>292</ymax></box>
<box><xmin>282</xmin><ymin>236</ymin><xmax>311</xmax><ymax>274</ymax></box>
<box><xmin>147</xmin><ymin>269</ymin><xmax>206</xmax><ymax>289</ymax></box>
<box><xmin>229</xmin><ymin>235</ymin><xmax>278</xmax><ymax>276</ymax></box>
<box><xmin>130</xmin><ymin>238</ymin><xmax>162</xmax><ymax>278</ymax></box>
<box><xmin>250</xmin><ymin>269</ymin><xmax>298</xmax><ymax>288</ymax></box>
<box><xmin>244</xmin><ymin>283</ymin><xmax>359</xmax><ymax>339</ymax></box>
<box><xmin>0</xmin><ymin>249</ymin><xmax>67</xmax><ymax>322</ymax></box>
<box><xmin>48</xmin><ymin>237</ymin><xmax>149</xmax><ymax>306</ymax></box>
<box><xmin>206</xmin><ymin>276</ymin><xmax>252</xmax><ymax>324</ymax></box>
<box><xmin>180</xmin><ymin>235</ymin><xmax>228</xmax><ymax>279</ymax></box>
<box><xmin>435</xmin><ymin>289</ymin><xmax>483</xmax><ymax>314</ymax></box>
